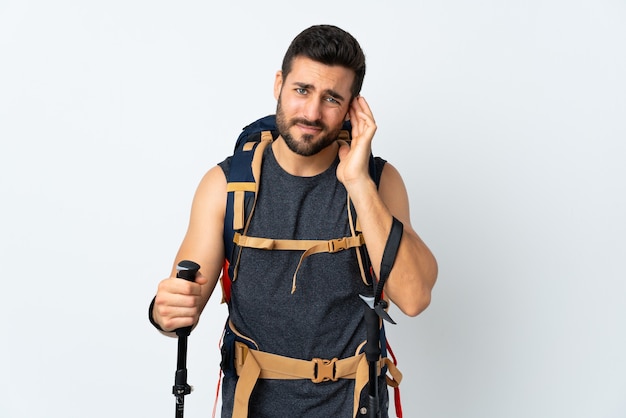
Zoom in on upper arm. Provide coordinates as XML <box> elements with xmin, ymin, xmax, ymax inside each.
<box><xmin>378</xmin><ymin>162</ymin><xmax>412</xmax><ymax>229</ymax></box>
<box><xmin>171</xmin><ymin>165</ymin><xmax>227</xmax><ymax>303</ymax></box>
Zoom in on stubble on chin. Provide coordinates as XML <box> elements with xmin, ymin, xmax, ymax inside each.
<box><xmin>277</xmin><ymin>117</ymin><xmax>340</xmax><ymax>157</ymax></box>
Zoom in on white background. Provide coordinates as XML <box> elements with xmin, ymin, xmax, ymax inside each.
<box><xmin>1</xmin><ymin>1</ymin><xmax>625</xmax><ymax>417</ymax></box>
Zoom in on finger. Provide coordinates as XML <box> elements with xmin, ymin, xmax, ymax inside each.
<box><xmin>166</xmin><ymin>291</ymin><xmax>200</xmax><ymax>308</ymax></box>
<box><xmin>158</xmin><ymin>303</ymin><xmax>198</xmax><ymax>319</ymax></box>
<box><xmin>349</xmin><ymin>100</ymin><xmax>365</xmax><ymax>136</ymax></box>
<box><xmin>159</xmin><ymin>277</ymin><xmax>202</xmax><ymax>297</ymax></box>
<box><xmin>153</xmin><ymin>296</ymin><xmax>200</xmax><ymax>331</ymax></box>
<box><xmin>356</xmin><ymin>96</ymin><xmax>373</xmax><ymax>118</ymax></box>
<box><xmin>159</xmin><ymin>312</ymin><xmax>197</xmax><ymax>332</ymax></box>
<box><xmin>355</xmin><ymin>100</ymin><xmax>374</xmax><ymax>124</ymax></box>
<box><xmin>194</xmin><ymin>271</ymin><xmax>210</xmax><ymax>285</ymax></box>
<box><xmin>352</xmin><ymin>111</ymin><xmax>375</xmax><ymax>138</ymax></box>
<box><xmin>353</xmin><ymin>98</ymin><xmax>374</xmax><ymax>121</ymax></box>
<box><xmin>337</xmin><ymin>141</ymin><xmax>351</xmax><ymax>160</ymax></box>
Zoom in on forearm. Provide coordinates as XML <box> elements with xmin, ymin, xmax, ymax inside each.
<box><xmin>150</xmin><ymin>165</ymin><xmax>227</xmax><ymax>334</ymax></box>
<box><xmin>347</xmin><ymin>171</ymin><xmax>437</xmax><ymax>317</ymax></box>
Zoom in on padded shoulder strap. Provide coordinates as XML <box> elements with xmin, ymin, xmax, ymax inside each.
<box><xmin>224</xmin><ymin>131</ymin><xmax>273</xmax><ymax>266</ymax></box>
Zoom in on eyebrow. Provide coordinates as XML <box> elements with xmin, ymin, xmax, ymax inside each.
<box><xmin>294</xmin><ymin>82</ymin><xmax>346</xmax><ymax>102</ymax></box>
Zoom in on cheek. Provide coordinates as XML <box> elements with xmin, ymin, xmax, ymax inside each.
<box><xmin>326</xmin><ymin>107</ymin><xmax>350</xmax><ymax>127</ymax></box>
<box><xmin>281</xmin><ymin>99</ymin><xmax>305</xmax><ymax>119</ymax></box>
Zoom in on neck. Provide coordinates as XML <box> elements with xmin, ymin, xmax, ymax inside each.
<box><xmin>272</xmin><ymin>137</ymin><xmax>339</xmax><ymax>177</ymax></box>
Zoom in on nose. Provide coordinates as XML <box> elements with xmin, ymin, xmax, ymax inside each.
<box><xmin>302</xmin><ymin>97</ymin><xmax>322</xmax><ymax>122</ymax></box>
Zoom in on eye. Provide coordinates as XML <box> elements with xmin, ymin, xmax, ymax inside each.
<box><xmin>325</xmin><ymin>96</ymin><xmax>341</xmax><ymax>105</ymax></box>
<box><xmin>296</xmin><ymin>87</ymin><xmax>308</xmax><ymax>95</ymax></box>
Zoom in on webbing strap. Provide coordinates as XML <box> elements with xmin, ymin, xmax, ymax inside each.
<box><xmin>375</xmin><ymin>217</ymin><xmax>404</xmax><ymax>305</ymax></box>
<box><xmin>230</xmin><ymin>341</ymin><xmax>402</xmax><ymax>418</ymax></box>
<box><xmin>228</xmin><ymin>183</ymin><xmax>257</xmax><ymax>231</ymax></box>
<box><xmin>384</xmin><ymin>357</ymin><xmax>402</xmax><ymax>387</ymax></box>
<box><xmin>346</xmin><ymin>188</ymin><xmax>370</xmax><ymax>287</ymax></box>
<box><xmin>232</xmin><ymin>347</ymin><xmax>260</xmax><ymax>417</ymax></box>
<box><xmin>231</xmin><ymin>345</ymin><xmax>367</xmax><ymax>418</ymax></box>
<box><xmin>233</xmin><ymin>341</ymin><xmax>364</xmax><ymax>380</ymax></box>
<box><xmin>233</xmin><ymin>232</ymin><xmax>365</xmax><ymax>293</ymax></box>
<box><xmin>233</xmin><ymin>190</ymin><xmax>245</xmax><ymax>231</ymax></box>
<box><xmin>227</xmin><ymin>182</ymin><xmax>257</xmax><ymax>192</ymax></box>
<box><xmin>233</xmin><ymin>232</ymin><xmax>364</xmax><ymax>253</ymax></box>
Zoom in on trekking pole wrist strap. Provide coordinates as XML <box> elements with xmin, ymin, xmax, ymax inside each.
<box><xmin>375</xmin><ymin>216</ymin><xmax>403</xmax><ymax>304</ymax></box>
<box><xmin>148</xmin><ymin>296</ymin><xmax>165</xmax><ymax>332</ymax></box>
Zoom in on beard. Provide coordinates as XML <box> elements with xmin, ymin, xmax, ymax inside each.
<box><xmin>275</xmin><ymin>98</ymin><xmax>342</xmax><ymax>157</ymax></box>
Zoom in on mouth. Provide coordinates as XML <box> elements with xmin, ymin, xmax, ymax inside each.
<box><xmin>292</xmin><ymin>119</ymin><xmax>325</xmax><ymax>136</ymax></box>
<box><xmin>295</xmin><ymin>123</ymin><xmax>322</xmax><ymax>135</ymax></box>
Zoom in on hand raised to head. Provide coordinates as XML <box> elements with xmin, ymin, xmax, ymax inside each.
<box><xmin>337</xmin><ymin>96</ymin><xmax>377</xmax><ymax>188</ymax></box>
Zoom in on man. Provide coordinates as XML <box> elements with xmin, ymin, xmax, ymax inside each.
<box><xmin>150</xmin><ymin>24</ymin><xmax>437</xmax><ymax>417</ymax></box>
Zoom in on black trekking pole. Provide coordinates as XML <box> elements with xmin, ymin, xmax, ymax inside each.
<box><xmin>172</xmin><ymin>260</ymin><xmax>200</xmax><ymax>418</ymax></box>
<box><xmin>360</xmin><ymin>294</ymin><xmax>396</xmax><ymax>418</ymax></box>
<box><xmin>360</xmin><ymin>217</ymin><xmax>404</xmax><ymax>418</ymax></box>
<box><xmin>361</xmin><ymin>295</ymin><xmax>383</xmax><ymax>418</ymax></box>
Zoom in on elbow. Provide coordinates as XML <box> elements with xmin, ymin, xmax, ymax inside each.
<box><xmin>395</xmin><ymin>259</ymin><xmax>437</xmax><ymax>317</ymax></box>
<box><xmin>400</xmin><ymin>288</ymin><xmax>432</xmax><ymax>317</ymax></box>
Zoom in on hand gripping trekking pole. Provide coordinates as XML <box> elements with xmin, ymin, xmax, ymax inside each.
<box><xmin>360</xmin><ymin>217</ymin><xmax>403</xmax><ymax>418</ymax></box>
<box><xmin>172</xmin><ymin>260</ymin><xmax>200</xmax><ymax>418</ymax></box>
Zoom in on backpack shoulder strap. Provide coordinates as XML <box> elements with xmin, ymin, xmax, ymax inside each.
<box><xmin>224</xmin><ymin>130</ymin><xmax>273</xmax><ymax>266</ymax></box>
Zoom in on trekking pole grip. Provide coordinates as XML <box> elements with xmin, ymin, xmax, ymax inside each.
<box><xmin>176</xmin><ymin>260</ymin><xmax>200</xmax><ymax>281</ymax></box>
<box><xmin>175</xmin><ymin>260</ymin><xmax>200</xmax><ymax>337</ymax></box>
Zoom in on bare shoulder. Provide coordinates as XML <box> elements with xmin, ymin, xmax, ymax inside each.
<box><xmin>198</xmin><ymin>164</ymin><xmax>227</xmax><ymax>190</ymax></box>
<box><xmin>378</xmin><ymin>161</ymin><xmax>404</xmax><ymax>188</ymax></box>
<box><xmin>193</xmin><ymin>165</ymin><xmax>227</xmax><ymax>212</ymax></box>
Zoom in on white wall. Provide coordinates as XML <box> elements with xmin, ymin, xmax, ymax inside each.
<box><xmin>1</xmin><ymin>1</ymin><xmax>624</xmax><ymax>417</ymax></box>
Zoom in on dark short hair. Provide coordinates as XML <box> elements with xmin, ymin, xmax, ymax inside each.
<box><xmin>281</xmin><ymin>25</ymin><xmax>366</xmax><ymax>99</ymax></box>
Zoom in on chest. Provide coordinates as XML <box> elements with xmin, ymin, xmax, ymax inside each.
<box><xmin>247</xmin><ymin>154</ymin><xmax>352</xmax><ymax>240</ymax></box>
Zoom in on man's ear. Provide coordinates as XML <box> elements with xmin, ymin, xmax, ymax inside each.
<box><xmin>273</xmin><ymin>71</ymin><xmax>283</xmax><ymax>100</ymax></box>
<box><xmin>345</xmin><ymin>97</ymin><xmax>355</xmax><ymax>121</ymax></box>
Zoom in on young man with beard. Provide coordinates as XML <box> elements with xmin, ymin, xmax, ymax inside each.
<box><xmin>150</xmin><ymin>24</ymin><xmax>437</xmax><ymax>417</ymax></box>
